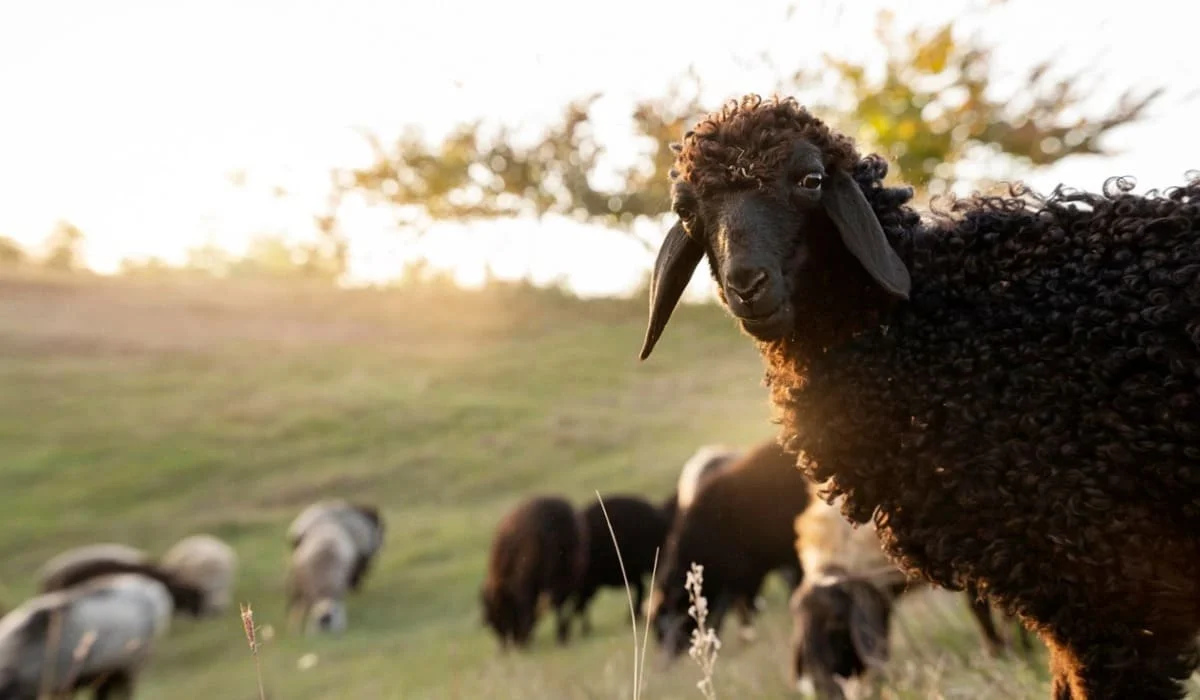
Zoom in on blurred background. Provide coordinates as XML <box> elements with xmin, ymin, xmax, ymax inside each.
<box><xmin>0</xmin><ymin>0</ymin><xmax>1195</xmax><ymax>697</ymax></box>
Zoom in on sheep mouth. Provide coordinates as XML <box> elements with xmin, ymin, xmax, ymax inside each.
<box><xmin>736</xmin><ymin>303</ymin><xmax>792</xmax><ymax>340</ymax></box>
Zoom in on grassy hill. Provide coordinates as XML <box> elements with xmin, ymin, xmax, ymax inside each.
<box><xmin>0</xmin><ymin>270</ymin><xmax>1074</xmax><ymax>699</ymax></box>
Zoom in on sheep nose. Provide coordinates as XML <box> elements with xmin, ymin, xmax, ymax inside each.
<box><xmin>726</xmin><ymin>267</ymin><xmax>769</xmax><ymax>304</ymax></box>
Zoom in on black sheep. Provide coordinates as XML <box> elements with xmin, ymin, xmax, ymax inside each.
<box><xmin>638</xmin><ymin>94</ymin><xmax>1200</xmax><ymax>699</ymax></box>
<box><xmin>480</xmin><ymin>495</ymin><xmax>585</xmax><ymax>650</ymax></box>
<box><xmin>649</xmin><ymin>439</ymin><xmax>809</xmax><ymax>657</ymax></box>
<box><xmin>571</xmin><ymin>494</ymin><xmax>669</xmax><ymax>635</ymax></box>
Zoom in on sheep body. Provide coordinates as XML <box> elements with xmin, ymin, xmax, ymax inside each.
<box><xmin>641</xmin><ymin>95</ymin><xmax>1200</xmax><ymax>698</ymax></box>
<box><xmin>288</xmin><ymin>500</ymin><xmax>384</xmax><ymax>591</ymax></box>
<box><xmin>572</xmin><ymin>494</ymin><xmax>668</xmax><ymax>634</ymax></box>
<box><xmin>481</xmin><ymin>495</ymin><xmax>584</xmax><ymax>649</ymax></box>
<box><xmin>650</xmin><ymin>439</ymin><xmax>809</xmax><ymax>656</ymax></box>
<box><xmin>286</xmin><ymin>520</ymin><xmax>357</xmax><ymax>635</ymax></box>
<box><xmin>0</xmin><ymin>573</ymin><xmax>175</xmax><ymax>699</ymax></box>
<box><xmin>159</xmin><ymin>534</ymin><xmax>237</xmax><ymax>617</ymax></box>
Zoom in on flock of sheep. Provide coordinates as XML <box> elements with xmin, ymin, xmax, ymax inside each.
<box><xmin>0</xmin><ymin>499</ymin><xmax>384</xmax><ymax>699</ymax></box>
<box><xmin>480</xmin><ymin>439</ymin><xmax>1032</xmax><ymax>698</ymax></box>
<box><xmin>2</xmin><ymin>89</ymin><xmax>1198</xmax><ymax>700</ymax></box>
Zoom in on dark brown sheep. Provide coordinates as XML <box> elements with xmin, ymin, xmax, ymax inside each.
<box><xmin>571</xmin><ymin>494</ymin><xmax>669</xmax><ymax>635</ymax></box>
<box><xmin>638</xmin><ymin>93</ymin><xmax>1200</xmax><ymax>698</ymax></box>
<box><xmin>480</xmin><ymin>495</ymin><xmax>585</xmax><ymax>650</ymax></box>
<box><xmin>648</xmin><ymin>439</ymin><xmax>809</xmax><ymax>657</ymax></box>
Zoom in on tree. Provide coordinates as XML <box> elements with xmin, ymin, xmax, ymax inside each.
<box><xmin>42</xmin><ymin>221</ymin><xmax>85</xmax><ymax>272</ymax></box>
<box><xmin>338</xmin><ymin>5</ymin><xmax>1162</xmax><ymax>246</ymax></box>
<box><xmin>0</xmin><ymin>236</ymin><xmax>24</xmax><ymax>266</ymax></box>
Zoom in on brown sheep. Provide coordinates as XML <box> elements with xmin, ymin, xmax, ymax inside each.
<box><xmin>791</xmin><ymin>481</ymin><xmax>1031</xmax><ymax>699</ymax></box>
<box><xmin>480</xmin><ymin>495</ymin><xmax>585</xmax><ymax>650</ymax></box>
<box><xmin>649</xmin><ymin>439</ymin><xmax>809</xmax><ymax>658</ymax></box>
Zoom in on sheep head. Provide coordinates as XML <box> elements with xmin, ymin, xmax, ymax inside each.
<box><xmin>639</xmin><ymin>94</ymin><xmax>911</xmax><ymax>360</ymax></box>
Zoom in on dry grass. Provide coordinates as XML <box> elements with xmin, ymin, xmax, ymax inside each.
<box><xmin>684</xmin><ymin>564</ymin><xmax>720</xmax><ymax>700</ymax></box>
<box><xmin>241</xmin><ymin>603</ymin><xmax>268</xmax><ymax>700</ymax></box>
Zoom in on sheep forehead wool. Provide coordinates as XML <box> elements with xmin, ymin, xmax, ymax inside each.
<box><xmin>671</xmin><ymin>94</ymin><xmax>859</xmax><ymax>198</ymax></box>
<box><xmin>307</xmin><ymin>598</ymin><xmax>347</xmax><ymax>634</ymax></box>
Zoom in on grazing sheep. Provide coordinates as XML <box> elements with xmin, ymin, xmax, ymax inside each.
<box><xmin>480</xmin><ymin>496</ymin><xmax>585</xmax><ymax>650</ymax></box>
<box><xmin>286</xmin><ymin>519</ymin><xmax>358</xmax><ymax>635</ymax></box>
<box><xmin>288</xmin><ymin>500</ymin><xmax>385</xmax><ymax>591</ymax></box>
<box><xmin>676</xmin><ymin>444</ymin><xmax>741</xmax><ymax>513</ymax></box>
<box><xmin>790</xmin><ymin>482</ymin><xmax>1029</xmax><ymax>699</ymax></box>
<box><xmin>571</xmin><ymin>494</ymin><xmax>669</xmax><ymax>635</ymax></box>
<box><xmin>649</xmin><ymin>439</ymin><xmax>809</xmax><ymax>657</ymax></box>
<box><xmin>0</xmin><ymin>570</ymin><xmax>204</xmax><ymax>699</ymax></box>
<box><xmin>638</xmin><ymin>94</ymin><xmax>1200</xmax><ymax>698</ymax></box>
<box><xmin>159</xmin><ymin>534</ymin><xmax>238</xmax><ymax>617</ymax></box>
<box><xmin>38</xmin><ymin>543</ymin><xmax>149</xmax><ymax>594</ymax></box>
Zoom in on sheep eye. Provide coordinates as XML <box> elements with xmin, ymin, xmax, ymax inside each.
<box><xmin>798</xmin><ymin>173</ymin><xmax>824</xmax><ymax>190</ymax></box>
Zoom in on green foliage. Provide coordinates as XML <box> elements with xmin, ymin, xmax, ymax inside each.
<box><xmin>340</xmin><ymin>6</ymin><xmax>1160</xmax><ymax>236</ymax></box>
<box><xmin>810</xmin><ymin>10</ymin><xmax>1160</xmax><ymax>194</ymax></box>
<box><xmin>0</xmin><ymin>236</ymin><xmax>24</xmax><ymax>266</ymax></box>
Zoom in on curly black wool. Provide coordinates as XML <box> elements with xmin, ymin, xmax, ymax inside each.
<box><xmin>667</xmin><ymin>95</ymin><xmax>1200</xmax><ymax>700</ymax></box>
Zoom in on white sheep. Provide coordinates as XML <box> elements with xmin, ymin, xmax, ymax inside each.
<box><xmin>0</xmin><ymin>572</ymin><xmax>189</xmax><ymax>699</ymax></box>
<box><xmin>159</xmin><ymin>534</ymin><xmax>238</xmax><ymax>617</ymax></box>
<box><xmin>286</xmin><ymin>520</ymin><xmax>357</xmax><ymax>635</ymax></box>
<box><xmin>287</xmin><ymin>500</ymin><xmax>384</xmax><ymax>591</ymax></box>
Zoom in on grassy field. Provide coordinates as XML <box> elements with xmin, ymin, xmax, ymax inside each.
<box><xmin>0</xmin><ymin>269</ymin><xmax>1189</xmax><ymax>699</ymax></box>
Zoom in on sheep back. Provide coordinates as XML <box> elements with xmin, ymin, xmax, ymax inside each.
<box><xmin>578</xmin><ymin>494</ymin><xmax>668</xmax><ymax>589</ymax></box>
<box><xmin>0</xmin><ymin>573</ymin><xmax>172</xmax><ymax>697</ymax></box>
<box><xmin>37</xmin><ymin>543</ymin><xmax>149</xmax><ymax>593</ymax></box>
<box><xmin>675</xmin><ymin>444</ymin><xmax>741</xmax><ymax>511</ymax></box>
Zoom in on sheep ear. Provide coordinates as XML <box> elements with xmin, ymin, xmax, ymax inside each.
<box><xmin>639</xmin><ymin>220</ymin><xmax>704</xmax><ymax>360</ymax></box>
<box><xmin>823</xmin><ymin>170</ymin><xmax>911</xmax><ymax>299</ymax></box>
<box><xmin>847</xmin><ymin>581</ymin><xmax>891</xmax><ymax>669</ymax></box>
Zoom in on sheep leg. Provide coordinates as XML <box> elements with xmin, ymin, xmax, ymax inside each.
<box><xmin>572</xmin><ymin>584</ymin><xmax>596</xmax><ymax>636</ymax></box>
<box><xmin>779</xmin><ymin>562</ymin><xmax>803</xmax><ymax>592</ymax></box>
<box><xmin>633</xmin><ymin>579</ymin><xmax>647</xmax><ymax>620</ymax></box>
<box><xmin>348</xmin><ymin>554</ymin><xmax>370</xmax><ymax>592</ymax></box>
<box><xmin>92</xmin><ymin>671</ymin><xmax>133</xmax><ymax>700</ymax></box>
<box><xmin>963</xmin><ymin>592</ymin><xmax>1006</xmax><ymax>657</ymax></box>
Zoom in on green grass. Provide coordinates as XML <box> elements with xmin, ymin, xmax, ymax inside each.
<box><xmin>0</xmin><ymin>269</ymin><xmax>1189</xmax><ymax>699</ymax></box>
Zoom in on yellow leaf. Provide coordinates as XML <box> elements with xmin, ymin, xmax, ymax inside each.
<box><xmin>913</xmin><ymin>27</ymin><xmax>954</xmax><ymax>74</ymax></box>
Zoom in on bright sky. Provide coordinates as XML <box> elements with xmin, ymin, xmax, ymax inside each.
<box><xmin>0</xmin><ymin>0</ymin><xmax>1194</xmax><ymax>298</ymax></box>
